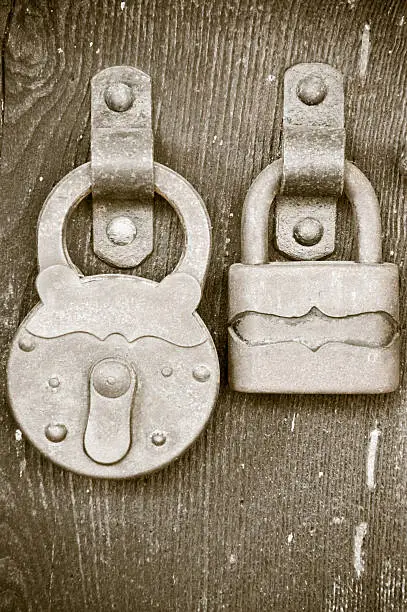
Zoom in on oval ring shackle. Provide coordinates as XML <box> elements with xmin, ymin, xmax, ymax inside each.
<box><xmin>241</xmin><ymin>159</ymin><xmax>382</xmax><ymax>265</ymax></box>
<box><xmin>37</xmin><ymin>162</ymin><xmax>212</xmax><ymax>287</ymax></box>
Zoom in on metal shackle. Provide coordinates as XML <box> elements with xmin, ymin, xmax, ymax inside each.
<box><xmin>241</xmin><ymin>159</ymin><xmax>382</xmax><ymax>264</ymax></box>
<box><xmin>37</xmin><ymin>162</ymin><xmax>212</xmax><ymax>287</ymax></box>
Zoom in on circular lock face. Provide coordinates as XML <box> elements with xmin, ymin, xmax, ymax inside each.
<box><xmin>7</xmin><ymin>276</ymin><xmax>219</xmax><ymax>478</ymax></box>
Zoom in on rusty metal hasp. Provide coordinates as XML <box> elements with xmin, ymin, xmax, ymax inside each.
<box><xmin>228</xmin><ymin>64</ymin><xmax>399</xmax><ymax>395</ymax></box>
<box><xmin>91</xmin><ymin>66</ymin><xmax>154</xmax><ymax>267</ymax></box>
<box><xmin>275</xmin><ymin>63</ymin><xmax>345</xmax><ymax>260</ymax></box>
<box><xmin>7</xmin><ymin>68</ymin><xmax>219</xmax><ymax>478</ymax></box>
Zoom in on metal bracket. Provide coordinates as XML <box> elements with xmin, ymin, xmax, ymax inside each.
<box><xmin>275</xmin><ymin>63</ymin><xmax>345</xmax><ymax>260</ymax></box>
<box><xmin>91</xmin><ymin>66</ymin><xmax>154</xmax><ymax>268</ymax></box>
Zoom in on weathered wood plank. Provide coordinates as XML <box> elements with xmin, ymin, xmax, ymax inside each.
<box><xmin>0</xmin><ymin>0</ymin><xmax>406</xmax><ymax>610</ymax></box>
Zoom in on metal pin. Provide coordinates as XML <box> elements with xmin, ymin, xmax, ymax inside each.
<box><xmin>151</xmin><ymin>431</ymin><xmax>167</xmax><ymax>446</ymax></box>
<box><xmin>45</xmin><ymin>423</ymin><xmax>67</xmax><ymax>443</ymax></box>
<box><xmin>48</xmin><ymin>377</ymin><xmax>60</xmax><ymax>389</ymax></box>
<box><xmin>92</xmin><ymin>360</ymin><xmax>132</xmax><ymax>398</ymax></box>
<box><xmin>161</xmin><ymin>366</ymin><xmax>173</xmax><ymax>377</ymax></box>
<box><xmin>297</xmin><ymin>75</ymin><xmax>327</xmax><ymax>105</ymax></box>
<box><xmin>193</xmin><ymin>365</ymin><xmax>211</xmax><ymax>382</ymax></box>
<box><xmin>104</xmin><ymin>82</ymin><xmax>134</xmax><ymax>112</ymax></box>
<box><xmin>293</xmin><ymin>217</ymin><xmax>324</xmax><ymax>246</ymax></box>
<box><xmin>106</xmin><ymin>216</ymin><xmax>137</xmax><ymax>246</ymax></box>
<box><xmin>18</xmin><ymin>336</ymin><xmax>35</xmax><ymax>352</ymax></box>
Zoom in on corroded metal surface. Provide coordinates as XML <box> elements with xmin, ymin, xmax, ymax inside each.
<box><xmin>241</xmin><ymin>160</ymin><xmax>381</xmax><ymax>265</ymax></box>
<box><xmin>281</xmin><ymin>63</ymin><xmax>345</xmax><ymax>195</ymax></box>
<box><xmin>85</xmin><ymin>358</ymin><xmax>136</xmax><ymax>465</ymax></box>
<box><xmin>37</xmin><ymin>162</ymin><xmax>212</xmax><ymax>284</ymax></box>
<box><xmin>275</xmin><ymin>63</ymin><xmax>345</xmax><ymax>260</ymax></box>
<box><xmin>91</xmin><ymin>66</ymin><xmax>154</xmax><ymax>267</ymax></box>
<box><xmin>229</xmin><ymin>262</ymin><xmax>399</xmax><ymax>394</ymax></box>
<box><xmin>7</xmin><ymin>163</ymin><xmax>219</xmax><ymax>478</ymax></box>
<box><xmin>29</xmin><ymin>267</ymin><xmax>207</xmax><ymax>346</ymax></box>
<box><xmin>9</xmin><ymin>330</ymin><xmax>219</xmax><ymax>477</ymax></box>
<box><xmin>229</xmin><ymin>159</ymin><xmax>399</xmax><ymax>394</ymax></box>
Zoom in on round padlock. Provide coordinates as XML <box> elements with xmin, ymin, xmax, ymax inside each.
<box><xmin>8</xmin><ymin>162</ymin><xmax>219</xmax><ymax>478</ymax></box>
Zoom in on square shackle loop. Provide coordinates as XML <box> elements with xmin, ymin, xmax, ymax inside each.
<box><xmin>240</xmin><ymin>159</ymin><xmax>382</xmax><ymax>266</ymax></box>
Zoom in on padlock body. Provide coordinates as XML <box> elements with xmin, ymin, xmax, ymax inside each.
<box><xmin>7</xmin><ymin>273</ymin><xmax>219</xmax><ymax>478</ymax></box>
<box><xmin>228</xmin><ymin>262</ymin><xmax>399</xmax><ymax>394</ymax></box>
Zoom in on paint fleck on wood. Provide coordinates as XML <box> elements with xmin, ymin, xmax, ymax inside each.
<box><xmin>366</xmin><ymin>427</ymin><xmax>381</xmax><ymax>491</ymax></box>
<box><xmin>359</xmin><ymin>23</ymin><xmax>371</xmax><ymax>82</ymax></box>
<box><xmin>354</xmin><ymin>522</ymin><xmax>368</xmax><ymax>579</ymax></box>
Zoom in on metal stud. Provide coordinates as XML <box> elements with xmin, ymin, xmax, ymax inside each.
<box><xmin>193</xmin><ymin>365</ymin><xmax>211</xmax><ymax>382</ymax></box>
<box><xmin>18</xmin><ymin>336</ymin><xmax>35</xmax><ymax>352</ymax></box>
<box><xmin>104</xmin><ymin>82</ymin><xmax>134</xmax><ymax>112</ymax></box>
<box><xmin>293</xmin><ymin>217</ymin><xmax>324</xmax><ymax>246</ymax></box>
<box><xmin>92</xmin><ymin>360</ymin><xmax>132</xmax><ymax>398</ymax></box>
<box><xmin>45</xmin><ymin>423</ymin><xmax>67</xmax><ymax>443</ymax></box>
<box><xmin>161</xmin><ymin>366</ymin><xmax>173</xmax><ymax>377</ymax></box>
<box><xmin>297</xmin><ymin>75</ymin><xmax>327</xmax><ymax>106</ymax></box>
<box><xmin>151</xmin><ymin>431</ymin><xmax>167</xmax><ymax>446</ymax></box>
<box><xmin>106</xmin><ymin>216</ymin><xmax>137</xmax><ymax>246</ymax></box>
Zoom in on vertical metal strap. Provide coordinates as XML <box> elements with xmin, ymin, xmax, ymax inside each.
<box><xmin>91</xmin><ymin>66</ymin><xmax>154</xmax><ymax>267</ymax></box>
<box><xmin>275</xmin><ymin>63</ymin><xmax>345</xmax><ymax>260</ymax></box>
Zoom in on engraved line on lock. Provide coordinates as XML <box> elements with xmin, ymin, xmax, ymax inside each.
<box><xmin>231</xmin><ymin>308</ymin><xmax>398</xmax><ymax>352</ymax></box>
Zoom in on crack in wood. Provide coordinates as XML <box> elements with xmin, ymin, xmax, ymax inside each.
<box><xmin>0</xmin><ymin>0</ymin><xmax>15</xmax><ymax>164</ymax></box>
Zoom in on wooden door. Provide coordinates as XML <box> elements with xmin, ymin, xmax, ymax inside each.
<box><xmin>1</xmin><ymin>1</ymin><xmax>406</xmax><ymax>610</ymax></box>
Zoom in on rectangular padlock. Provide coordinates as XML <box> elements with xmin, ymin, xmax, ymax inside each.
<box><xmin>229</xmin><ymin>262</ymin><xmax>399</xmax><ymax>394</ymax></box>
<box><xmin>228</xmin><ymin>160</ymin><xmax>400</xmax><ymax>394</ymax></box>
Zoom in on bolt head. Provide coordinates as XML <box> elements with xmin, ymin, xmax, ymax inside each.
<box><xmin>161</xmin><ymin>366</ymin><xmax>173</xmax><ymax>377</ymax></box>
<box><xmin>104</xmin><ymin>82</ymin><xmax>134</xmax><ymax>112</ymax></box>
<box><xmin>293</xmin><ymin>217</ymin><xmax>324</xmax><ymax>246</ymax></box>
<box><xmin>45</xmin><ymin>423</ymin><xmax>67</xmax><ymax>443</ymax></box>
<box><xmin>18</xmin><ymin>336</ymin><xmax>35</xmax><ymax>352</ymax></box>
<box><xmin>151</xmin><ymin>431</ymin><xmax>167</xmax><ymax>446</ymax></box>
<box><xmin>48</xmin><ymin>377</ymin><xmax>60</xmax><ymax>389</ymax></box>
<box><xmin>297</xmin><ymin>75</ymin><xmax>327</xmax><ymax>105</ymax></box>
<box><xmin>106</xmin><ymin>216</ymin><xmax>137</xmax><ymax>246</ymax></box>
<box><xmin>92</xmin><ymin>360</ymin><xmax>132</xmax><ymax>398</ymax></box>
<box><xmin>193</xmin><ymin>365</ymin><xmax>211</xmax><ymax>382</ymax></box>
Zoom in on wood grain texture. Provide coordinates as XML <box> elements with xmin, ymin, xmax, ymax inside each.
<box><xmin>0</xmin><ymin>0</ymin><xmax>407</xmax><ymax>610</ymax></box>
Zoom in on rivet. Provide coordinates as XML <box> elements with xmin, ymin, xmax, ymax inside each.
<box><xmin>104</xmin><ymin>82</ymin><xmax>134</xmax><ymax>112</ymax></box>
<box><xmin>161</xmin><ymin>366</ymin><xmax>173</xmax><ymax>377</ymax></box>
<box><xmin>92</xmin><ymin>360</ymin><xmax>132</xmax><ymax>398</ymax></box>
<box><xmin>45</xmin><ymin>423</ymin><xmax>67</xmax><ymax>443</ymax></box>
<box><xmin>106</xmin><ymin>216</ymin><xmax>137</xmax><ymax>246</ymax></box>
<box><xmin>151</xmin><ymin>431</ymin><xmax>166</xmax><ymax>447</ymax></box>
<box><xmin>297</xmin><ymin>75</ymin><xmax>327</xmax><ymax>105</ymax></box>
<box><xmin>293</xmin><ymin>217</ymin><xmax>324</xmax><ymax>246</ymax></box>
<box><xmin>193</xmin><ymin>365</ymin><xmax>211</xmax><ymax>382</ymax></box>
<box><xmin>18</xmin><ymin>336</ymin><xmax>35</xmax><ymax>352</ymax></box>
<box><xmin>48</xmin><ymin>377</ymin><xmax>60</xmax><ymax>389</ymax></box>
